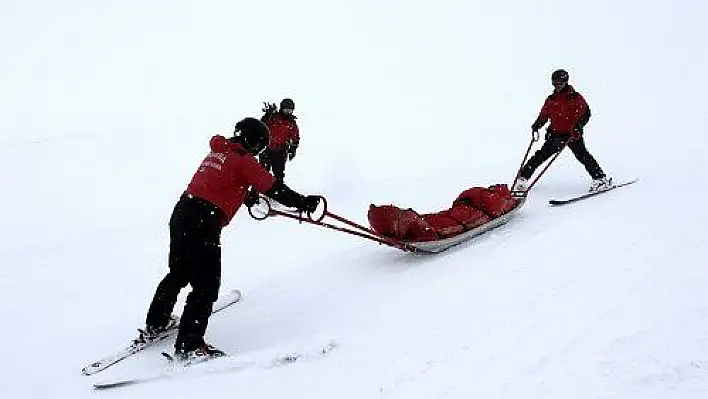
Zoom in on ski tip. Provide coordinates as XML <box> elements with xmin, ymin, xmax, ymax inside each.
<box><xmin>620</xmin><ymin>178</ymin><xmax>639</xmax><ymax>186</ymax></box>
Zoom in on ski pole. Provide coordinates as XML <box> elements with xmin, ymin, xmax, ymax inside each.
<box><xmin>510</xmin><ymin>135</ymin><xmax>537</xmax><ymax>197</ymax></box>
<box><xmin>524</xmin><ymin>139</ymin><xmax>570</xmax><ymax>192</ymax></box>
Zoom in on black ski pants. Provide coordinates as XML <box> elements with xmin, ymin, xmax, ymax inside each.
<box><xmin>146</xmin><ymin>194</ymin><xmax>224</xmax><ymax>352</ymax></box>
<box><xmin>520</xmin><ymin>132</ymin><xmax>605</xmax><ymax>180</ymax></box>
<box><xmin>259</xmin><ymin>148</ymin><xmax>288</xmax><ymax>182</ymax></box>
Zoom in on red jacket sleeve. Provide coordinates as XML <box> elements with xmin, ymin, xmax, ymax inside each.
<box><xmin>572</xmin><ymin>94</ymin><xmax>590</xmax><ymax>129</ymax></box>
<box><xmin>241</xmin><ymin>156</ymin><xmax>276</xmax><ymax>193</ymax></box>
<box><xmin>576</xmin><ymin>93</ymin><xmax>588</xmax><ymax>109</ymax></box>
<box><xmin>576</xmin><ymin>93</ymin><xmax>589</xmax><ymax>115</ymax></box>
<box><xmin>532</xmin><ymin>99</ymin><xmax>551</xmax><ymax>130</ymax></box>
<box><xmin>290</xmin><ymin>121</ymin><xmax>300</xmax><ymax>148</ymax></box>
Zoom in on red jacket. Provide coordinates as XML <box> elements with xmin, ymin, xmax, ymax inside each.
<box><xmin>263</xmin><ymin>113</ymin><xmax>299</xmax><ymax>151</ymax></box>
<box><xmin>186</xmin><ymin>135</ymin><xmax>276</xmax><ymax>225</ymax></box>
<box><xmin>533</xmin><ymin>85</ymin><xmax>590</xmax><ymax>134</ymax></box>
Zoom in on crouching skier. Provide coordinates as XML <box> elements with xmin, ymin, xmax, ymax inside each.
<box><xmin>137</xmin><ymin>117</ymin><xmax>320</xmax><ymax>362</ymax></box>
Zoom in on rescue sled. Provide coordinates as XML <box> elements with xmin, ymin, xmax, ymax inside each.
<box><xmin>366</xmin><ymin>184</ymin><xmax>526</xmax><ymax>253</ymax></box>
<box><xmin>405</xmin><ymin>197</ymin><xmax>525</xmax><ymax>253</ymax></box>
<box><xmin>249</xmin><ymin>183</ymin><xmax>526</xmax><ymax>254</ymax></box>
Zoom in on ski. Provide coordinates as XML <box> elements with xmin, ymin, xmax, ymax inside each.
<box><xmin>92</xmin><ymin>339</ymin><xmax>339</xmax><ymax>390</ymax></box>
<box><xmin>81</xmin><ymin>289</ymin><xmax>242</xmax><ymax>376</ymax></box>
<box><xmin>549</xmin><ymin>179</ymin><xmax>638</xmax><ymax>206</ymax></box>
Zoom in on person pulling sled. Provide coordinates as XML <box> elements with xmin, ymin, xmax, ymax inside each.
<box><xmin>514</xmin><ymin>69</ymin><xmax>612</xmax><ymax>193</ymax></box>
<box><xmin>138</xmin><ymin>117</ymin><xmax>320</xmax><ymax>362</ymax></box>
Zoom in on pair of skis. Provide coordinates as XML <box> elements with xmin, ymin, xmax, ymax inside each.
<box><xmin>92</xmin><ymin>340</ymin><xmax>339</xmax><ymax>390</ymax></box>
<box><xmin>81</xmin><ymin>289</ymin><xmax>243</xmax><ymax>377</ymax></box>
<box><xmin>82</xmin><ymin>289</ymin><xmax>338</xmax><ymax>390</ymax></box>
<box><xmin>548</xmin><ymin>178</ymin><xmax>638</xmax><ymax>206</ymax></box>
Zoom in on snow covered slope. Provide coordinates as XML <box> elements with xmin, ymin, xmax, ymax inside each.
<box><xmin>2</xmin><ymin>1</ymin><xmax>707</xmax><ymax>398</ymax></box>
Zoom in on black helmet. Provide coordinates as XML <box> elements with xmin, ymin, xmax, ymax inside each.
<box><xmin>280</xmin><ymin>98</ymin><xmax>295</xmax><ymax>111</ymax></box>
<box><xmin>551</xmin><ymin>69</ymin><xmax>569</xmax><ymax>83</ymax></box>
<box><xmin>235</xmin><ymin>117</ymin><xmax>269</xmax><ymax>155</ymax></box>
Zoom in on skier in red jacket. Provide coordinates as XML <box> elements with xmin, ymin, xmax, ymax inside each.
<box><xmin>137</xmin><ymin>117</ymin><xmax>320</xmax><ymax>361</ymax></box>
<box><xmin>259</xmin><ymin>98</ymin><xmax>300</xmax><ymax>184</ymax></box>
<box><xmin>515</xmin><ymin>69</ymin><xmax>611</xmax><ymax>192</ymax></box>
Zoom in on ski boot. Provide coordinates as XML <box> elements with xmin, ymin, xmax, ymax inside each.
<box><xmin>589</xmin><ymin>177</ymin><xmax>613</xmax><ymax>192</ymax></box>
<box><xmin>133</xmin><ymin>316</ymin><xmax>178</xmax><ymax>346</ymax></box>
<box><xmin>174</xmin><ymin>342</ymin><xmax>226</xmax><ymax>365</ymax></box>
<box><xmin>512</xmin><ymin>177</ymin><xmax>529</xmax><ymax>192</ymax></box>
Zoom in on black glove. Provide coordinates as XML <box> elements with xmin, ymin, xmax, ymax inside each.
<box><xmin>287</xmin><ymin>146</ymin><xmax>297</xmax><ymax>161</ymax></box>
<box><xmin>570</xmin><ymin>126</ymin><xmax>583</xmax><ymax>140</ymax></box>
<box><xmin>544</xmin><ymin>127</ymin><xmax>558</xmax><ymax>141</ymax></box>
<box><xmin>531</xmin><ymin>123</ymin><xmax>541</xmax><ymax>141</ymax></box>
<box><xmin>244</xmin><ymin>189</ymin><xmax>259</xmax><ymax>208</ymax></box>
<box><xmin>299</xmin><ymin>195</ymin><xmax>320</xmax><ymax>213</ymax></box>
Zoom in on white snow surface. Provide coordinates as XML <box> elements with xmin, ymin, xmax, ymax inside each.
<box><xmin>2</xmin><ymin>1</ymin><xmax>708</xmax><ymax>398</ymax></box>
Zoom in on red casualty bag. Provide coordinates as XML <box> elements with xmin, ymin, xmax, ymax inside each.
<box><xmin>368</xmin><ymin>183</ymin><xmax>519</xmax><ymax>243</ymax></box>
<box><xmin>368</xmin><ymin>204</ymin><xmax>490</xmax><ymax>241</ymax></box>
<box><xmin>446</xmin><ymin>204</ymin><xmax>491</xmax><ymax>229</ymax></box>
<box><xmin>367</xmin><ymin>205</ymin><xmax>438</xmax><ymax>242</ymax></box>
<box><xmin>454</xmin><ymin>184</ymin><xmax>519</xmax><ymax>217</ymax></box>
<box><xmin>422</xmin><ymin>211</ymin><xmax>465</xmax><ymax>238</ymax></box>
<box><xmin>453</xmin><ymin>187</ymin><xmax>487</xmax><ymax>210</ymax></box>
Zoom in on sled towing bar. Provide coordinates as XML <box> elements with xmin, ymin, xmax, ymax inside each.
<box><xmin>248</xmin><ymin>195</ymin><xmax>417</xmax><ymax>252</ymax></box>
